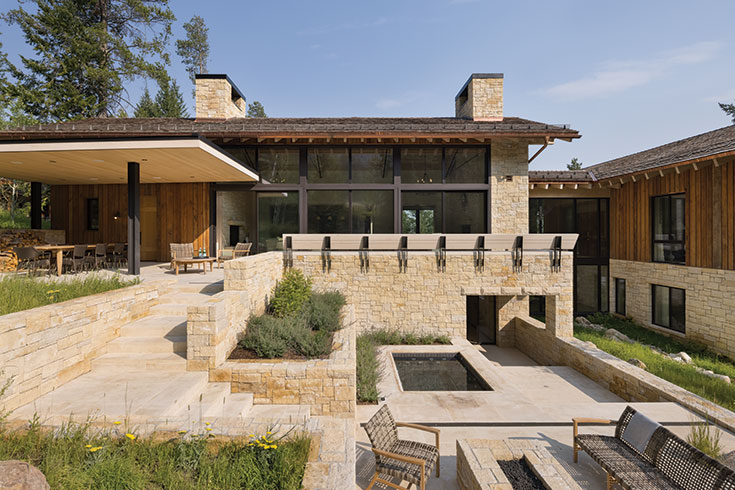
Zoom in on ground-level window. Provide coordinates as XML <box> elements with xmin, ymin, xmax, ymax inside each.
<box><xmin>651</xmin><ymin>193</ymin><xmax>685</xmax><ymax>264</ymax></box>
<box><xmin>651</xmin><ymin>284</ymin><xmax>685</xmax><ymax>333</ymax></box>
<box><xmin>529</xmin><ymin>295</ymin><xmax>545</xmax><ymax>323</ymax></box>
<box><xmin>87</xmin><ymin>198</ymin><xmax>99</xmax><ymax>231</ymax></box>
<box><xmin>615</xmin><ymin>278</ymin><xmax>626</xmax><ymax>316</ymax></box>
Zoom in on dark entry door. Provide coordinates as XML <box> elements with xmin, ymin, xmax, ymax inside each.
<box><xmin>466</xmin><ymin>296</ymin><xmax>496</xmax><ymax>344</ymax></box>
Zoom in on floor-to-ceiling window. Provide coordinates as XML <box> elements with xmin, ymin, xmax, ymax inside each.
<box><xmin>529</xmin><ymin>198</ymin><xmax>609</xmax><ymax>315</ymax></box>
<box><xmin>258</xmin><ymin>191</ymin><xmax>299</xmax><ymax>252</ymax></box>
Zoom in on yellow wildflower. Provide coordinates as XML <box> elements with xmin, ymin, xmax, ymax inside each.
<box><xmin>205</xmin><ymin>427</ymin><xmax>213</xmax><ymax>431</ymax></box>
<box><xmin>178</xmin><ymin>430</ymin><xmax>187</xmax><ymax>434</ymax></box>
<box><xmin>248</xmin><ymin>434</ymin><xmax>255</xmax><ymax>438</ymax></box>
<box><xmin>205</xmin><ymin>422</ymin><xmax>210</xmax><ymax>426</ymax></box>
<box><xmin>85</xmin><ymin>444</ymin><xmax>92</xmax><ymax>448</ymax></box>
<box><xmin>113</xmin><ymin>421</ymin><xmax>121</xmax><ymax>425</ymax></box>
<box><xmin>125</xmin><ymin>433</ymin><xmax>136</xmax><ymax>441</ymax></box>
<box><xmin>266</xmin><ymin>431</ymin><xmax>272</xmax><ymax>435</ymax></box>
<box><xmin>89</xmin><ymin>446</ymin><xmax>103</xmax><ymax>452</ymax></box>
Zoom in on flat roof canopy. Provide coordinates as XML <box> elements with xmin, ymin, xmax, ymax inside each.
<box><xmin>0</xmin><ymin>137</ymin><xmax>258</xmax><ymax>184</ymax></box>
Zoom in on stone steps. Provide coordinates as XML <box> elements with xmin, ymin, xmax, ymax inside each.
<box><xmin>91</xmin><ymin>352</ymin><xmax>187</xmax><ymax>372</ymax></box>
<box><xmin>119</xmin><ymin>316</ymin><xmax>187</xmax><ymax>337</ymax></box>
<box><xmin>106</xmin><ymin>335</ymin><xmax>187</xmax><ymax>354</ymax></box>
<box><xmin>182</xmin><ymin>382</ymin><xmax>254</xmax><ymax>419</ymax></box>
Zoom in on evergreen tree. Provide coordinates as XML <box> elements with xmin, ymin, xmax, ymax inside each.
<box><xmin>567</xmin><ymin>157</ymin><xmax>583</xmax><ymax>170</ymax></box>
<box><xmin>247</xmin><ymin>101</ymin><xmax>267</xmax><ymax>118</ymax></box>
<box><xmin>134</xmin><ymin>88</ymin><xmax>160</xmax><ymax>118</ymax></box>
<box><xmin>720</xmin><ymin>102</ymin><xmax>735</xmax><ymax>124</ymax></box>
<box><xmin>154</xmin><ymin>79</ymin><xmax>189</xmax><ymax>118</ymax></box>
<box><xmin>176</xmin><ymin>15</ymin><xmax>210</xmax><ymax>83</ymax></box>
<box><xmin>2</xmin><ymin>0</ymin><xmax>174</xmax><ymax>122</ymax></box>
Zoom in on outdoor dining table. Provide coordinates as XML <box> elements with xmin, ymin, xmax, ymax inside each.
<box><xmin>35</xmin><ymin>243</ymin><xmax>115</xmax><ymax>276</ymax></box>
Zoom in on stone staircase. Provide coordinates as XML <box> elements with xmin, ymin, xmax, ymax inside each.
<box><xmin>13</xmin><ymin>281</ymin><xmax>310</xmax><ymax>432</ymax></box>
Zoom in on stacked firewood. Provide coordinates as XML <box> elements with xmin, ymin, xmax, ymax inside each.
<box><xmin>0</xmin><ymin>230</ymin><xmax>46</xmax><ymax>272</ymax></box>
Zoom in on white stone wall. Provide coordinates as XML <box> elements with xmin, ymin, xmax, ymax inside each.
<box><xmin>195</xmin><ymin>78</ymin><xmax>247</xmax><ymax>119</ymax></box>
<box><xmin>490</xmin><ymin>140</ymin><xmax>529</xmax><ymax>234</ymax></box>
<box><xmin>0</xmin><ymin>279</ymin><xmax>174</xmax><ymax>413</ymax></box>
<box><xmin>610</xmin><ymin>259</ymin><xmax>735</xmax><ymax>359</ymax></box>
<box><xmin>455</xmin><ymin>77</ymin><xmax>503</xmax><ymax>121</ymax></box>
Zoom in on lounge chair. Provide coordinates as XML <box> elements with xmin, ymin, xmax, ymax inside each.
<box><xmin>364</xmin><ymin>404</ymin><xmax>440</xmax><ymax>490</ymax></box>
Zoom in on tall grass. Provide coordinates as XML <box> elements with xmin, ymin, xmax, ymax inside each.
<box><xmin>0</xmin><ymin>421</ymin><xmax>310</xmax><ymax>490</ymax></box>
<box><xmin>0</xmin><ymin>209</ymin><xmax>51</xmax><ymax>229</ymax></box>
<box><xmin>0</xmin><ymin>274</ymin><xmax>140</xmax><ymax>316</ymax></box>
<box><xmin>356</xmin><ymin>330</ymin><xmax>450</xmax><ymax>403</ymax></box>
<box><xmin>576</xmin><ymin>315</ymin><xmax>735</xmax><ymax>411</ymax></box>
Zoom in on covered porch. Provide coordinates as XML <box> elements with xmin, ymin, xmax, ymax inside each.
<box><xmin>0</xmin><ymin>137</ymin><xmax>258</xmax><ymax>274</ymax></box>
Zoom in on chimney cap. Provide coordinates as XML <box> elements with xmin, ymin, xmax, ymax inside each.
<box><xmin>455</xmin><ymin>73</ymin><xmax>504</xmax><ymax>100</ymax></box>
<box><xmin>195</xmin><ymin>73</ymin><xmax>246</xmax><ymax>103</ymax></box>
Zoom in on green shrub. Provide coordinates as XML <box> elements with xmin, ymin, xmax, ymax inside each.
<box><xmin>269</xmin><ymin>269</ymin><xmax>312</xmax><ymax>318</ymax></box>
<box><xmin>293</xmin><ymin>329</ymin><xmax>332</xmax><ymax>358</ymax></box>
<box><xmin>304</xmin><ymin>292</ymin><xmax>345</xmax><ymax>332</ymax></box>
<box><xmin>356</xmin><ymin>330</ymin><xmax>450</xmax><ymax>403</ymax></box>
<box><xmin>686</xmin><ymin>420</ymin><xmax>722</xmax><ymax>459</ymax></box>
<box><xmin>238</xmin><ymin>316</ymin><xmax>289</xmax><ymax>358</ymax></box>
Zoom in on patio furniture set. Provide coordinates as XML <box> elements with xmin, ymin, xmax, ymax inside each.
<box><xmin>169</xmin><ymin>242</ymin><xmax>251</xmax><ymax>275</ymax></box>
<box><xmin>364</xmin><ymin>404</ymin><xmax>734</xmax><ymax>490</ymax></box>
<box><xmin>12</xmin><ymin>243</ymin><xmax>127</xmax><ymax>276</ymax></box>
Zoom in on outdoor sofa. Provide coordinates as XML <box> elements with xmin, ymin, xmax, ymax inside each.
<box><xmin>574</xmin><ymin>405</ymin><xmax>735</xmax><ymax>490</ymax></box>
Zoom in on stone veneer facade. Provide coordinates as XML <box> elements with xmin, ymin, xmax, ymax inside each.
<box><xmin>490</xmin><ymin>140</ymin><xmax>528</xmax><ymax>233</ymax></box>
<box><xmin>195</xmin><ymin>76</ymin><xmax>247</xmax><ymax>119</ymax></box>
<box><xmin>455</xmin><ymin>74</ymin><xmax>504</xmax><ymax>121</ymax></box>
<box><xmin>609</xmin><ymin>259</ymin><xmax>735</xmax><ymax>359</ymax></box>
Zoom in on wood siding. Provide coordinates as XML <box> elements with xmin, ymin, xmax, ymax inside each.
<box><xmin>50</xmin><ymin>183</ymin><xmax>210</xmax><ymax>262</ymax></box>
<box><xmin>610</xmin><ymin>158</ymin><xmax>735</xmax><ymax>270</ymax></box>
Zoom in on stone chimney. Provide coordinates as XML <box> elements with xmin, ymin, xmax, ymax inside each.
<box><xmin>195</xmin><ymin>74</ymin><xmax>247</xmax><ymax>119</ymax></box>
<box><xmin>455</xmin><ymin>73</ymin><xmax>503</xmax><ymax>121</ymax></box>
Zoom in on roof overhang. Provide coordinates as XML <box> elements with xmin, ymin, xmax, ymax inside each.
<box><xmin>0</xmin><ymin>137</ymin><xmax>259</xmax><ymax>185</ymax></box>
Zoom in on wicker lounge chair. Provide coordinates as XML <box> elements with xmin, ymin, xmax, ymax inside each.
<box><xmin>13</xmin><ymin>246</ymin><xmax>51</xmax><ymax>275</ymax></box>
<box><xmin>217</xmin><ymin>242</ymin><xmax>251</xmax><ymax>268</ymax></box>
<box><xmin>364</xmin><ymin>404</ymin><xmax>440</xmax><ymax>490</ymax></box>
<box><xmin>574</xmin><ymin>405</ymin><xmax>735</xmax><ymax>490</ymax></box>
<box><xmin>170</xmin><ymin>243</ymin><xmax>195</xmax><ymax>268</ymax></box>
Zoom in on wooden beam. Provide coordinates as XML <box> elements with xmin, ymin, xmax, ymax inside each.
<box><xmin>574</xmin><ymin>184</ymin><xmax>579</xmax><ymax>189</ymax></box>
<box><xmin>644</xmin><ymin>172</ymin><xmax>650</xmax><ymax>180</ymax></box>
<box><xmin>442</xmin><ymin>138</ymin><xmax>450</xmax><ymax>143</ymax></box>
<box><xmin>713</xmin><ymin>157</ymin><xmax>720</xmax><ymax>167</ymax></box>
<box><xmin>544</xmin><ymin>184</ymin><xmax>550</xmax><ymax>190</ymax></box>
<box><xmin>530</xmin><ymin>183</ymin><xmax>535</xmax><ymax>189</ymax></box>
<box><xmin>631</xmin><ymin>175</ymin><xmax>637</xmax><ymax>182</ymax></box>
<box><xmin>619</xmin><ymin>178</ymin><xmax>624</xmax><ymax>185</ymax></box>
<box><xmin>291</xmin><ymin>138</ymin><xmax>297</xmax><ymax>143</ymax></box>
<box><xmin>558</xmin><ymin>184</ymin><xmax>564</xmax><ymax>189</ymax></box>
<box><xmin>674</xmin><ymin>166</ymin><xmax>680</xmax><ymax>174</ymax></box>
<box><xmin>713</xmin><ymin>163</ymin><xmax>723</xmax><ymax>268</ymax></box>
<box><xmin>659</xmin><ymin>169</ymin><xmax>664</xmax><ymax>177</ymax></box>
<box><xmin>459</xmin><ymin>138</ymin><xmax>467</xmax><ymax>143</ymax></box>
<box><xmin>692</xmin><ymin>162</ymin><xmax>698</xmax><ymax>171</ymax></box>
<box><xmin>257</xmin><ymin>137</ymin><xmax>264</xmax><ymax>143</ymax></box>
<box><xmin>222</xmin><ymin>138</ymin><xmax>233</xmax><ymax>143</ymax></box>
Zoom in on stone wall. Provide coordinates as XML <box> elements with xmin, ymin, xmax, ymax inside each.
<box><xmin>490</xmin><ymin>140</ymin><xmax>528</xmax><ymax>234</ymax></box>
<box><xmin>610</xmin><ymin>259</ymin><xmax>735</xmax><ymax>359</ymax></box>
<box><xmin>213</xmin><ymin>307</ymin><xmax>356</xmax><ymax>417</ymax></box>
<box><xmin>455</xmin><ymin>75</ymin><xmax>503</xmax><ymax>121</ymax></box>
<box><xmin>224</xmin><ymin>252</ymin><xmax>283</xmax><ymax>308</ymax></box>
<box><xmin>0</xmin><ymin>279</ymin><xmax>173</xmax><ymax>413</ymax></box>
<box><xmin>291</xmin><ymin>251</ymin><xmax>573</xmax><ymax>340</ymax></box>
<box><xmin>195</xmin><ymin>76</ymin><xmax>247</xmax><ymax>119</ymax></box>
<box><xmin>515</xmin><ymin>316</ymin><xmax>735</xmax><ymax>433</ymax></box>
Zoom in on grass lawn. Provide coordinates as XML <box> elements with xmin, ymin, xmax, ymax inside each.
<box><xmin>575</xmin><ymin>313</ymin><xmax>735</xmax><ymax>411</ymax></box>
<box><xmin>0</xmin><ymin>422</ymin><xmax>310</xmax><ymax>490</ymax></box>
<box><xmin>0</xmin><ymin>274</ymin><xmax>140</xmax><ymax>315</ymax></box>
<box><xmin>356</xmin><ymin>330</ymin><xmax>450</xmax><ymax>403</ymax></box>
<box><xmin>0</xmin><ymin>209</ymin><xmax>51</xmax><ymax>229</ymax></box>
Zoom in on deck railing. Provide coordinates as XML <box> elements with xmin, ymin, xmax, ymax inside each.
<box><xmin>282</xmin><ymin>233</ymin><xmax>578</xmax><ymax>273</ymax></box>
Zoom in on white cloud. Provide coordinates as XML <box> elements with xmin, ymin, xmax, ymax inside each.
<box><xmin>541</xmin><ymin>41</ymin><xmax>720</xmax><ymax>100</ymax></box>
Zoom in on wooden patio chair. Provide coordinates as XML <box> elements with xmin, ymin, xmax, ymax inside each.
<box><xmin>170</xmin><ymin>243</ymin><xmax>194</xmax><ymax>270</ymax></box>
<box><xmin>364</xmin><ymin>404</ymin><xmax>440</xmax><ymax>490</ymax></box>
<box><xmin>232</xmin><ymin>242</ymin><xmax>252</xmax><ymax>258</ymax></box>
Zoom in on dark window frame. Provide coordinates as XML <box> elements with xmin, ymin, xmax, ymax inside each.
<box><xmin>87</xmin><ymin>198</ymin><xmax>99</xmax><ymax>231</ymax></box>
<box><xmin>651</xmin><ymin>284</ymin><xmax>686</xmax><ymax>333</ymax></box>
<box><xmin>650</xmin><ymin>193</ymin><xmax>686</xmax><ymax>265</ymax></box>
<box><xmin>400</xmin><ymin>190</ymin><xmax>487</xmax><ymax>234</ymax></box>
<box><xmin>614</xmin><ymin>278</ymin><xmax>626</xmax><ymax>316</ymax></box>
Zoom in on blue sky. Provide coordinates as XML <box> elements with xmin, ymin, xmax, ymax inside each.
<box><xmin>2</xmin><ymin>0</ymin><xmax>734</xmax><ymax>170</ymax></box>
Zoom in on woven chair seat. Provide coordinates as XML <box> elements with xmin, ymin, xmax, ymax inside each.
<box><xmin>375</xmin><ymin>440</ymin><xmax>438</xmax><ymax>486</ymax></box>
<box><xmin>577</xmin><ymin>434</ymin><xmax>679</xmax><ymax>489</ymax></box>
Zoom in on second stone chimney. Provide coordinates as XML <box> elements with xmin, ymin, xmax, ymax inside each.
<box><xmin>455</xmin><ymin>73</ymin><xmax>503</xmax><ymax>121</ymax></box>
<box><xmin>195</xmin><ymin>74</ymin><xmax>247</xmax><ymax>119</ymax></box>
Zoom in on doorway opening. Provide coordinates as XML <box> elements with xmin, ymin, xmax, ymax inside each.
<box><xmin>466</xmin><ymin>295</ymin><xmax>496</xmax><ymax>344</ymax></box>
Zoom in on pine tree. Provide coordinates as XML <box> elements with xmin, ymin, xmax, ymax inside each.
<box><xmin>720</xmin><ymin>102</ymin><xmax>735</xmax><ymax>124</ymax></box>
<box><xmin>247</xmin><ymin>101</ymin><xmax>267</xmax><ymax>118</ymax></box>
<box><xmin>567</xmin><ymin>157</ymin><xmax>583</xmax><ymax>170</ymax></box>
<box><xmin>176</xmin><ymin>16</ymin><xmax>210</xmax><ymax>83</ymax></box>
<box><xmin>134</xmin><ymin>88</ymin><xmax>160</xmax><ymax>118</ymax></box>
<box><xmin>2</xmin><ymin>0</ymin><xmax>174</xmax><ymax>122</ymax></box>
<box><xmin>155</xmin><ymin>79</ymin><xmax>189</xmax><ymax>118</ymax></box>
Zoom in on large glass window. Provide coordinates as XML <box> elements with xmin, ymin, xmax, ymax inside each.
<box><xmin>258</xmin><ymin>192</ymin><xmax>299</xmax><ymax>251</ymax></box>
<box><xmin>258</xmin><ymin>148</ymin><xmax>299</xmax><ymax>184</ymax></box>
<box><xmin>577</xmin><ymin>199</ymin><xmax>600</xmax><ymax>258</ymax></box>
<box><xmin>615</xmin><ymin>278</ymin><xmax>626</xmax><ymax>316</ymax></box>
<box><xmin>352</xmin><ymin>190</ymin><xmax>393</xmax><ymax>234</ymax></box>
<box><xmin>307</xmin><ymin>148</ymin><xmax>349</xmax><ymax>183</ymax></box>
<box><xmin>402</xmin><ymin>192</ymin><xmax>441</xmax><ymax>233</ymax></box>
<box><xmin>576</xmin><ymin>265</ymin><xmax>600</xmax><ymax>314</ymax></box>
<box><xmin>652</xmin><ymin>284</ymin><xmax>685</xmax><ymax>333</ymax></box>
<box><xmin>223</xmin><ymin>148</ymin><xmax>256</xmax><ymax>168</ymax></box>
<box><xmin>445</xmin><ymin>192</ymin><xmax>486</xmax><ymax>233</ymax></box>
<box><xmin>401</xmin><ymin>148</ymin><xmax>442</xmax><ymax>184</ymax></box>
<box><xmin>87</xmin><ymin>198</ymin><xmax>99</xmax><ymax>231</ymax></box>
<box><xmin>307</xmin><ymin>190</ymin><xmax>349</xmax><ymax>233</ymax></box>
<box><xmin>445</xmin><ymin>148</ymin><xmax>486</xmax><ymax>183</ymax></box>
<box><xmin>652</xmin><ymin>194</ymin><xmax>685</xmax><ymax>264</ymax></box>
<box><xmin>529</xmin><ymin>199</ymin><xmax>574</xmax><ymax>234</ymax></box>
<box><xmin>352</xmin><ymin>148</ymin><xmax>393</xmax><ymax>183</ymax></box>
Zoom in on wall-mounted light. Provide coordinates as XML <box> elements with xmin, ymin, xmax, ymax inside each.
<box><xmin>113</xmin><ymin>212</ymin><xmax>121</xmax><ymax>220</ymax></box>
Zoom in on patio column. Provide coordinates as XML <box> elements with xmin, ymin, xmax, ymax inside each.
<box><xmin>127</xmin><ymin>162</ymin><xmax>141</xmax><ymax>275</ymax></box>
<box><xmin>30</xmin><ymin>181</ymin><xmax>42</xmax><ymax>229</ymax></box>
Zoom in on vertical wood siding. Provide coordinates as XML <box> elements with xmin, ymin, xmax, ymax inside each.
<box><xmin>610</xmin><ymin>159</ymin><xmax>735</xmax><ymax>270</ymax></box>
<box><xmin>50</xmin><ymin>183</ymin><xmax>210</xmax><ymax>262</ymax></box>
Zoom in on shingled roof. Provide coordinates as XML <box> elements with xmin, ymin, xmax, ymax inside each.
<box><xmin>585</xmin><ymin>124</ymin><xmax>735</xmax><ymax>180</ymax></box>
<box><xmin>528</xmin><ymin>170</ymin><xmax>594</xmax><ymax>182</ymax></box>
<box><xmin>0</xmin><ymin>116</ymin><xmax>579</xmax><ymax>141</ymax></box>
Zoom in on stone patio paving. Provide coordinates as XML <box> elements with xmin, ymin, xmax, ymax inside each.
<box><xmin>354</xmin><ymin>344</ymin><xmax>735</xmax><ymax>489</ymax></box>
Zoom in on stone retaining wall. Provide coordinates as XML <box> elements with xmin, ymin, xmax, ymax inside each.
<box><xmin>0</xmin><ymin>279</ymin><xmax>173</xmax><ymax>413</ymax></box>
<box><xmin>291</xmin><ymin>251</ymin><xmax>573</xmax><ymax>341</ymax></box>
<box><xmin>610</xmin><ymin>259</ymin><xmax>735</xmax><ymax>359</ymax></box>
<box><xmin>212</xmin><ymin>306</ymin><xmax>356</xmax><ymax>417</ymax></box>
<box><xmin>515</xmin><ymin>316</ymin><xmax>735</xmax><ymax>433</ymax></box>
<box><xmin>223</xmin><ymin>252</ymin><xmax>282</xmax><ymax>310</ymax></box>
